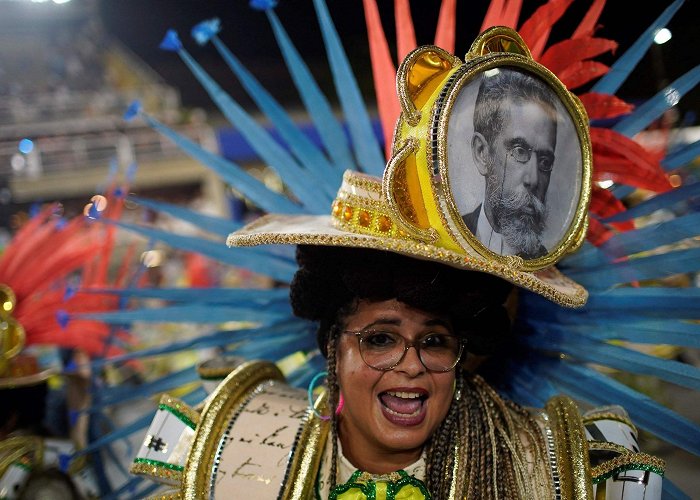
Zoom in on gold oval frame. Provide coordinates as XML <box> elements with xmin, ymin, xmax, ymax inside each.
<box><xmin>432</xmin><ymin>33</ymin><xmax>591</xmax><ymax>271</ymax></box>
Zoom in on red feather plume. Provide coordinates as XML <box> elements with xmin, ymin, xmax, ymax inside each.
<box><xmin>1</xmin><ymin>191</ymin><xmax>131</xmax><ymax>369</ymax></box>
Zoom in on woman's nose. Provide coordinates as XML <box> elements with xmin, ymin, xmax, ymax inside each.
<box><xmin>396</xmin><ymin>345</ymin><xmax>426</xmax><ymax>376</ymax></box>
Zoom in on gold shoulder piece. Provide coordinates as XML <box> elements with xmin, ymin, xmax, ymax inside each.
<box><xmin>545</xmin><ymin>395</ymin><xmax>593</xmax><ymax>500</ymax></box>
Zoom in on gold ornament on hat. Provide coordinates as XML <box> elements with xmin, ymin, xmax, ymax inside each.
<box><xmin>228</xmin><ymin>26</ymin><xmax>591</xmax><ymax>308</ymax></box>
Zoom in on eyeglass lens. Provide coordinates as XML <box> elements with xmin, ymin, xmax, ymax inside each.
<box><xmin>508</xmin><ymin>144</ymin><xmax>554</xmax><ymax>172</ymax></box>
<box><xmin>356</xmin><ymin>330</ymin><xmax>462</xmax><ymax>372</ymax></box>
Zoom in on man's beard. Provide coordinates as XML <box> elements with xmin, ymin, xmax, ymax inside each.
<box><xmin>488</xmin><ymin>184</ymin><xmax>547</xmax><ymax>258</ymax></box>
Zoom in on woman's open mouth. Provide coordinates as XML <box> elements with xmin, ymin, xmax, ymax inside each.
<box><xmin>379</xmin><ymin>390</ymin><xmax>428</xmax><ymax>425</ymax></box>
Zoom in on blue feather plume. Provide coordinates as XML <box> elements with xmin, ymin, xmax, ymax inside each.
<box><xmin>169</xmin><ymin>40</ymin><xmax>331</xmax><ymax>213</ymax></box>
<box><xmin>129</xmin><ymin>196</ymin><xmax>241</xmax><ymax>237</ymax></box>
<box><xmin>265</xmin><ymin>9</ymin><xmax>356</xmax><ymax>171</ymax></box>
<box><xmin>311</xmin><ymin>0</ymin><xmax>386</xmax><ymax>175</ymax></box>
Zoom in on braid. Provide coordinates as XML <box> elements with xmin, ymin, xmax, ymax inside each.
<box><xmin>424</xmin><ymin>373</ymin><xmax>546</xmax><ymax>499</ymax></box>
<box><xmin>425</xmin><ymin>370</ymin><xmax>463</xmax><ymax>497</ymax></box>
<box><xmin>325</xmin><ymin>327</ymin><xmax>340</xmax><ymax>490</ymax></box>
<box><xmin>455</xmin><ymin>384</ymin><xmax>470</xmax><ymax>498</ymax></box>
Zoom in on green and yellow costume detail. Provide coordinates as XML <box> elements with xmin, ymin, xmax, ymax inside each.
<box><xmin>329</xmin><ymin>470</ymin><xmax>430</xmax><ymax>500</ymax></box>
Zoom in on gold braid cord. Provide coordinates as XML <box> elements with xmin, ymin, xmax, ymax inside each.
<box><xmin>588</xmin><ymin>441</ymin><xmax>665</xmax><ymax>484</ymax></box>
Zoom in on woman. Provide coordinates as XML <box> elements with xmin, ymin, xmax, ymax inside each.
<box><xmin>133</xmin><ymin>235</ymin><xmax>663</xmax><ymax>498</ymax></box>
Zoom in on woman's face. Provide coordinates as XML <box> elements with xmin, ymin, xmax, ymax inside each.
<box><xmin>335</xmin><ymin>299</ymin><xmax>456</xmax><ymax>469</ymax></box>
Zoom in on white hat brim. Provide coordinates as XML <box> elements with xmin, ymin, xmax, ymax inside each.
<box><xmin>228</xmin><ymin>214</ymin><xmax>588</xmax><ymax>307</ymax></box>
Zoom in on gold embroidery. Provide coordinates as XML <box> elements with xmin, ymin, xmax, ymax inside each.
<box><xmin>131</xmin><ymin>460</ymin><xmax>183</xmax><ymax>483</ymax></box>
<box><xmin>582</xmin><ymin>412</ymin><xmax>634</xmax><ymax>430</ymax></box>
<box><xmin>591</xmin><ymin>453</ymin><xmax>665</xmax><ymax>483</ymax></box>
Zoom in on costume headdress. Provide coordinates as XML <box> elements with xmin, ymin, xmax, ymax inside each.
<box><xmin>0</xmin><ymin>199</ymin><xmax>126</xmax><ymax>385</ymax></box>
<box><xmin>228</xmin><ymin>26</ymin><xmax>591</xmax><ymax>307</ymax></box>
<box><xmin>0</xmin><ymin>195</ymin><xmax>129</xmax><ymax>498</ymax></box>
<box><xmin>78</xmin><ymin>0</ymin><xmax>700</xmax><ymax>496</ymax></box>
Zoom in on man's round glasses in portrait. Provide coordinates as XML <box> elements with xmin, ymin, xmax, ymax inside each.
<box><xmin>507</xmin><ymin>143</ymin><xmax>555</xmax><ymax>172</ymax></box>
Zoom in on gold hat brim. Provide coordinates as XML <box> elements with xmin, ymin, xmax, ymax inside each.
<box><xmin>227</xmin><ymin>212</ymin><xmax>587</xmax><ymax>308</ymax></box>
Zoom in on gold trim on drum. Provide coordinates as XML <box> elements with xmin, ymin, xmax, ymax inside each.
<box><xmin>131</xmin><ymin>459</ymin><xmax>183</xmax><ymax>484</ymax></box>
<box><xmin>158</xmin><ymin>395</ymin><xmax>200</xmax><ymax>429</ymax></box>
<box><xmin>546</xmin><ymin>396</ymin><xmax>593</xmax><ymax>500</ymax></box>
<box><xmin>182</xmin><ymin>360</ymin><xmax>284</xmax><ymax>499</ymax></box>
<box><xmin>590</xmin><ymin>452</ymin><xmax>665</xmax><ymax>484</ymax></box>
<box><xmin>582</xmin><ymin>412</ymin><xmax>635</xmax><ymax>430</ymax></box>
<box><xmin>196</xmin><ymin>356</ymin><xmax>246</xmax><ymax>381</ymax></box>
<box><xmin>280</xmin><ymin>390</ymin><xmax>329</xmax><ymax>499</ymax></box>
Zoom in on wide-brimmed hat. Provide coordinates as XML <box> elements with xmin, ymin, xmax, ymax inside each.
<box><xmin>228</xmin><ymin>28</ymin><xmax>592</xmax><ymax>308</ymax></box>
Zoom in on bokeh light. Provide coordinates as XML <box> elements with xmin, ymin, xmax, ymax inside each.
<box><xmin>654</xmin><ymin>28</ymin><xmax>672</xmax><ymax>45</ymax></box>
<box><xmin>18</xmin><ymin>138</ymin><xmax>34</xmax><ymax>154</ymax></box>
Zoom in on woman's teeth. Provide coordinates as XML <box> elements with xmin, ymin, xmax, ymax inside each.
<box><xmin>380</xmin><ymin>391</ymin><xmax>426</xmax><ymax>416</ymax></box>
<box><xmin>385</xmin><ymin>391</ymin><xmax>422</xmax><ymax>399</ymax></box>
<box><xmin>384</xmin><ymin>405</ymin><xmax>422</xmax><ymax>417</ymax></box>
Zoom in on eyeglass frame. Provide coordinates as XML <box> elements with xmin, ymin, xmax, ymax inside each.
<box><xmin>506</xmin><ymin>143</ymin><xmax>555</xmax><ymax>172</ymax></box>
<box><xmin>341</xmin><ymin>329</ymin><xmax>466</xmax><ymax>372</ymax></box>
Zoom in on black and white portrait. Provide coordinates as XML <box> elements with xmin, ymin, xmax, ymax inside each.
<box><xmin>447</xmin><ymin>66</ymin><xmax>582</xmax><ymax>260</ymax></box>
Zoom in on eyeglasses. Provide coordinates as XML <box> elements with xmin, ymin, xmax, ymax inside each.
<box><xmin>343</xmin><ymin>330</ymin><xmax>464</xmax><ymax>372</ymax></box>
<box><xmin>507</xmin><ymin>144</ymin><xmax>555</xmax><ymax>172</ymax></box>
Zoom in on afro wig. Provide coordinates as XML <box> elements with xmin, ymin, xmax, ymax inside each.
<box><xmin>290</xmin><ymin>246</ymin><xmax>514</xmax><ymax>356</ymax></box>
